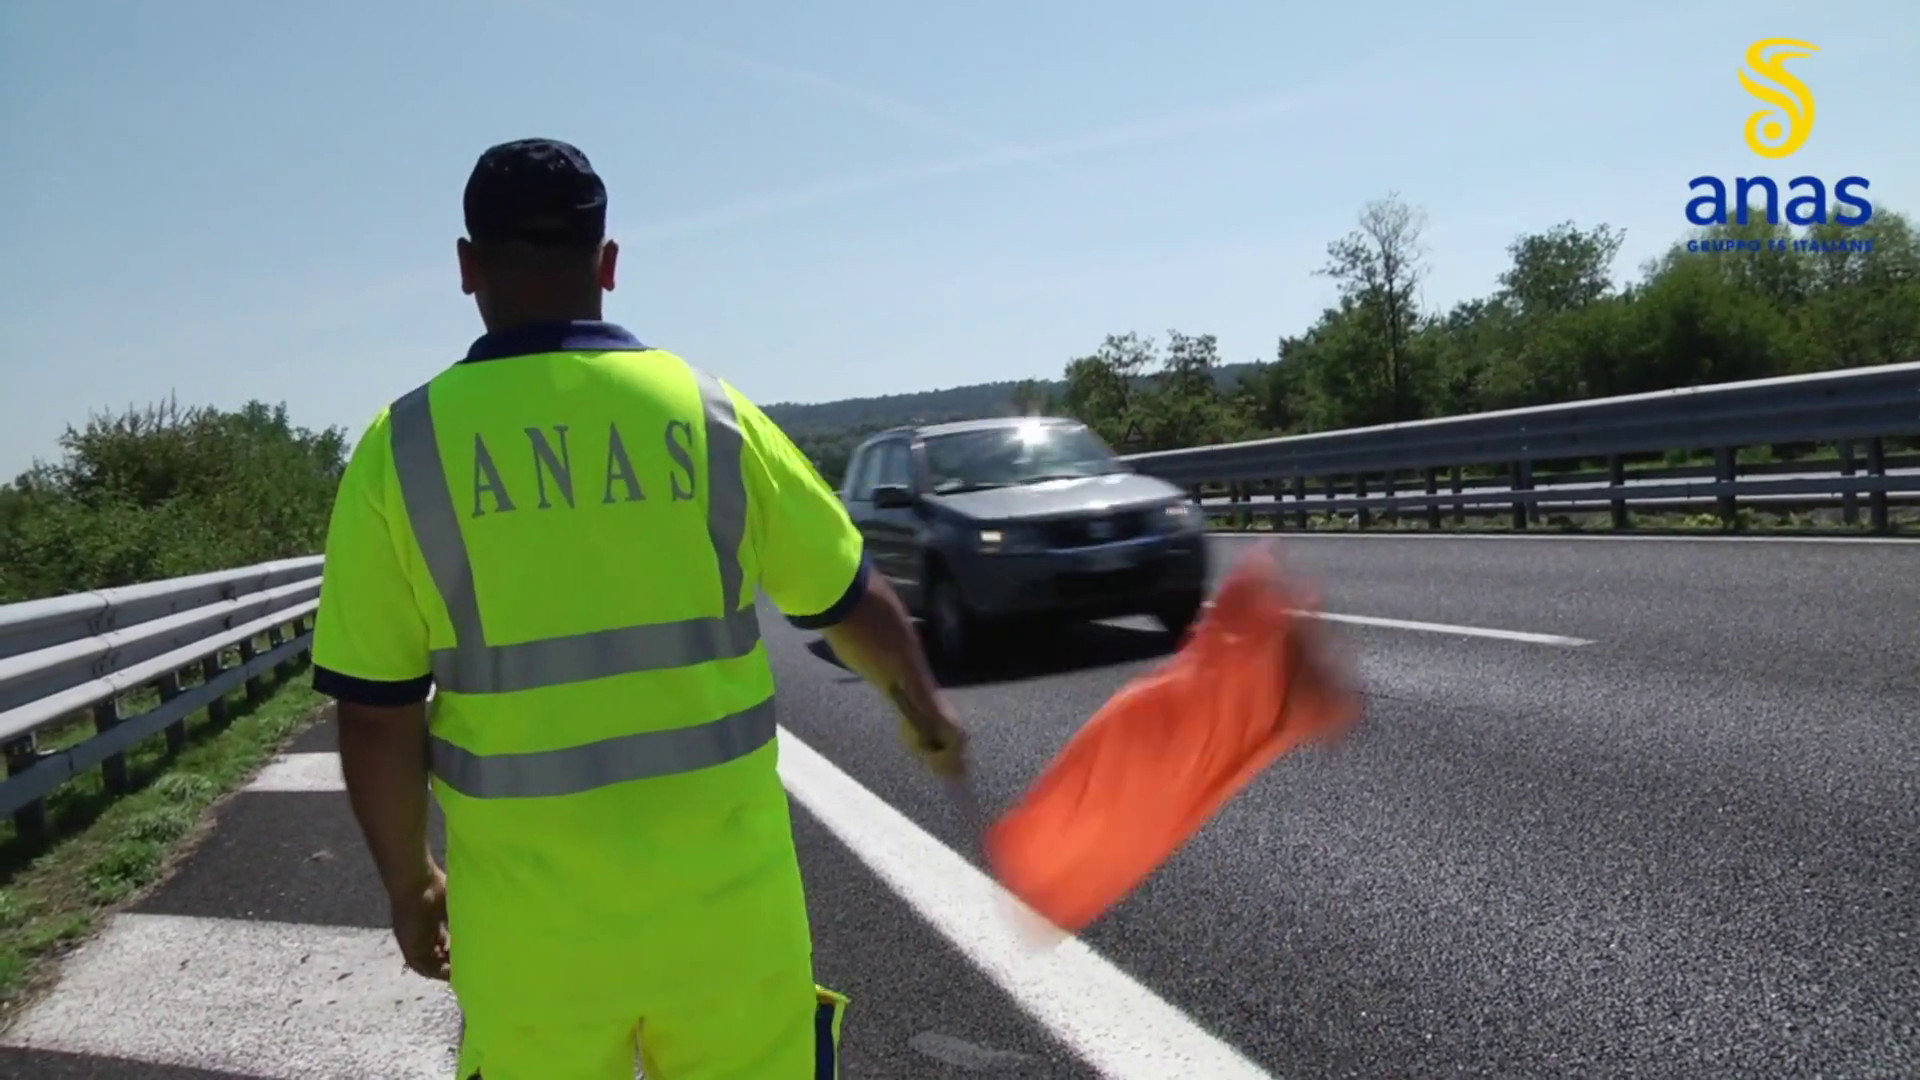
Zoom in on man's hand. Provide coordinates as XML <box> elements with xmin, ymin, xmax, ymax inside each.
<box><xmin>390</xmin><ymin>864</ymin><xmax>451</xmax><ymax>981</ymax></box>
<box><xmin>818</xmin><ymin>574</ymin><xmax>971</xmax><ymax>779</ymax></box>
<box><xmin>895</xmin><ymin>691</ymin><xmax>968</xmax><ymax>778</ymax></box>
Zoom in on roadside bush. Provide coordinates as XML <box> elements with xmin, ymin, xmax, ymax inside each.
<box><xmin>0</xmin><ymin>399</ymin><xmax>347</xmax><ymax>604</ymax></box>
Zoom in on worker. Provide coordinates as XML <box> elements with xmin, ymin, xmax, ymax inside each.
<box><xmin>308</xmin><ymin>136</ymin><xmax>968</xmax><ymax>1080</ymax></box>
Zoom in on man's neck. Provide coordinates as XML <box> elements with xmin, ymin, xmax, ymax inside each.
<box><xmin>481</xmin><ymin>300</ymin><xmax>603</xmax><ymax>334</ymax></box>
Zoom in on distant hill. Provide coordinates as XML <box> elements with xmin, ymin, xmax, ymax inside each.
<box><xmin>761</xmin><ymin>362</ymin><xmax>1263</xmax><ymax>434</ymax></box>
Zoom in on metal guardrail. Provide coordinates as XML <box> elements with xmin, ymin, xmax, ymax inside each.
<box><xmin>0</xmin><ymin>557</ymin><xmax>324</xmax><ymax>833</ymax></box>
<box><xmin>1119</xmin><ymin>361</ymin><xmax>1920</xmax><ymax>532</ymax></box>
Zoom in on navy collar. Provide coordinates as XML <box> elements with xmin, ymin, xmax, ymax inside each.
<box><xmin>463</xmin><ymin>320</ymin><xmax>649</xmax><ymax>363</ymax></box>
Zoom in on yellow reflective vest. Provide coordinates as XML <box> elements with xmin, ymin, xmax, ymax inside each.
<box><xmin>312</xmin><ymin>320</ymin><xmax>869</xmax><ymax>1023</ymax></box>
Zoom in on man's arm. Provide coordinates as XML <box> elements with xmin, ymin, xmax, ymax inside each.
<box><xmin>336</xmin><ymin>700</ymin><xmax>437</xmax><ymax>899</ymax></box>
<box><xmin>816</xmin><ymin>575</ymin><xmax>958</xmax><ymax>759</ymax></box>
<box><xmin>730</xmin><ymin>386</ymin><xmax>964</xmax><ymax>769</ymax></box>
<box><xmin>310</xmin><ymin>419</ymin><xmax>440</xmax><ymax>900</ymax></box>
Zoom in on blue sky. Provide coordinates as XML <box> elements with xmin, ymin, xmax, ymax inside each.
<box><xmin>2</xmin><ymin>0</ymin><xmax>1914</xmax><ymax>477</ymax></box>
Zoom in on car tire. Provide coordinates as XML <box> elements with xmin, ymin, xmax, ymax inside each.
<box><xmin>928</xmin><ymin>574</ymin><xmax>975</xmax><ymax>667</ymax></box>
<box><xmin>1155</xmin><ymin>589</ymin><xmax>1206</xmax><ymax>643</ymax></box>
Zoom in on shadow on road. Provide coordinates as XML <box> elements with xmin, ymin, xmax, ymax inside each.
<box><xmin>0</xmin><ymin>1047</ymin><xmax>266</xmax><ymax>1079</ymax></box>
<box><xmin>805</xmin><ymin>618</ymin><xmax>1178</xmax><ymax>688</ymax></box>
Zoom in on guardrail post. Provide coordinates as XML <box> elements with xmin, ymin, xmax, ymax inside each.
<box><xmin>201</xmin><ymin>654</ymin><xmax>229</xmax><ymax>727</ymax></box>
<box><xmin>240</xmin><ymin>637</ymin><xmax>267</xmax><ymax>704</ymax></box>
<box><xmin>157</xmin><ymin>672</ymin><xmax>186</xmax><ymax>755</ymax></box>
<box><xmin>1292</xmin><ymin>476</ymin><xmax>1308</xmax><ymax>530</ymax></box>
<box><xmin>1510</xmin><ymin>462</ymin><xmax>1532</xmax><ymax>530</ymax></box>
<box><xmin>1354</xmin><ymin>475</ymin><xmax>1370</xmax><ymax>529</ymax></box>
<box><xmin>1713</xmin><ymin>447</ymin><xmax>1739</xmax><ymax>527</ymax></box>
<box><xmin>94</xmin><ymin>699</ymin><xmax>130</xmax><ymax>795</ymax></box>
<box><xmin>272</xmin><ymin>622</ymin><xmax>296</xmax><ymax>679</ymax></box>
<box><xmin>1382</xmin><ymin>471</ymin><xmax>1398</xmax><ymax>527</ymax></box>
<box><xmin>1228</xmin><ymin>482</ymin><xmax>1245</xmax><ymax>531</ymax></box>
<box><xmin>1450</xmin><ymin>467</ymin><xmax>1464</xmax><ymax>525</ymax></box>
<box><xmin>1607</xmin><ymin>455</ymin><xmax>1628</xmax><ymax>530</ymax></box>
<box><xmin>1322</xmin><ymin>475</ymin><xmax>1337</xmax><ymax>527</ymax></box>
<box><xmin>1866</xmin><ymin>438</ymin><xmax>1889</xmax><ymax>533</ymax></box>
<box><xmin>1423</xmin><ymin>468</ymin><xmax>1440</xmax><ymax>530</ymax></box>
<box><xmin>1838</xmin><ymin>440</ymin><xmax>1859</xmax><ymax>526</ymax></box>
<box><xmin>5</xmin><ymin>737</ymin><xmax>47</xmax><ymax>837</ymax></box>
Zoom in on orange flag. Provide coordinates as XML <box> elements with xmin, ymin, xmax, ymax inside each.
<box><xmin>982</xmin><ymin>542</ymin><xmax>1361</xmax><ymax>933</ymax></box>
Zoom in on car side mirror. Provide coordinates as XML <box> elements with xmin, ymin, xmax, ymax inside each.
<box><xmin>871</xmin><ymin>483</ymin><xmax>916</xmax><ymax>509</ymax></box>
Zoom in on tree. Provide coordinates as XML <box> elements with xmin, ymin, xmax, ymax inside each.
<box><xmin>1796</xmin><ymin>212</ymin><xmax>1920</xmax><ymax>370</ymax></box>
<box><xmin>1242</xmin><ymin>344</ymin><xmax>1306</xmax><ymax>434</ymax></box>
<box><xmin>1060</xmin><ymin>332</ymin><xmax>1157</xmax><ymax>444</ymax></box>
<box><xmin>1315</xmin><ymin>192</ymin><xmax>1429</xmax><ymax>422</ymax></box>
<box><xmin>1496</xmin><ymin>221</ymin><xmax>1626</xmax><ymax>317</ymax></box>
<box><xmin>1008</xmin><ymin>378</ymin><xmax>1056</xmax><ymax>416</ymax></box>
<box><xmin>1147</xmin><ymin>331</ymin><xmax>1249</xmax><ymax>449</ymax></box>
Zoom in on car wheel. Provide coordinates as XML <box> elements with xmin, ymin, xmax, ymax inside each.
<box><xmin>929</xmin><ymin>575</ymin><xmax>974</xmax><ymax>664</ymax></box>
<box><xmin>1155</xmin><ymin>589</ymin><xmax>1206</xmax><ymax>642</ymax></box>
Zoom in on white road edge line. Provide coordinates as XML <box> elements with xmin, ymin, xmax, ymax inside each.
<box><xmin>1207</xmin><ymin>530</ymin><xmax>1920</xmax><ymax>546</ymax></box>
<box><xmin>1304</xmin><ymin>610</ymin><xmax>1593</xmax><ymax>647</ymax></box>
<box><xmin>1195</xmin><ymin>601</ymin><xmax>1594</xmax><ymax>647</ymax></box>
<box><xmin>776</xmin><ymin>728</ymin><xmax>1275</xmax><ymax>1080</ymax></box>
<box><xmin>238</xmin><ymin>748</ymin><xmax>1276</xmax><ymax>1078</ymax></box>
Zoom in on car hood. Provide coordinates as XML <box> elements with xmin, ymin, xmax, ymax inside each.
<box><xmin>923</xmin><ymin>472</ymin><xmax>1182</xmax><ymax>522</ymax></box>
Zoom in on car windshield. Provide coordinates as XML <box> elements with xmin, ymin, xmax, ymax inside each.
<box><xmin>922</xmin><ymin>421</ymin><xmax>1121</xmax><ymax>493</ymax></box>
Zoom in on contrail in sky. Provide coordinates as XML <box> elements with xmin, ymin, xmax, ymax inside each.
<box><xmin>623</xmin><ymin>88</ymin><xmax>1328</xmax><ymax>244</ymax></box>
<box><xmin>501</xmin><ymin>0</ymin><xmax>1004</xmax><ymax>152</ymax></box>
<box><xmin>658</xmin><ymin>36</ymin><xmax>1013</xmax><ymax>154</ymax></box>
<box><xmin>492</xmin><ymin>0</ymin><xmax>1352</xmax><ymax>243</ymax></box>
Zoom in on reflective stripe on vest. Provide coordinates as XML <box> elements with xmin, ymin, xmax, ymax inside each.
<box><xmin>387</xmin><ymin>361</ymin><xmax>773</xmax><ymax>798</ymax></box>
<box><xmin>431</xmin><ymin>696</ymin><xmax>778</xmax><ymax>799</ymax></box>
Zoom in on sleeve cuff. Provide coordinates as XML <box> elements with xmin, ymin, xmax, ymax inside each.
<box><xmin>313</xmin><ymin>665</ymin><xmax>434</xmax><ymax>707</ymax></box>
<box><xmin>785</xmin><ymin>555</ymin><xmax>872</xmax><ymax>630</ymax></box>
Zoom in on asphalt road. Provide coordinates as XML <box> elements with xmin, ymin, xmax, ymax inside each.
<box><xmin>4</xmin><ymin>533</ymin><xmax>1917</xmax><ymax>1078</ymax></box>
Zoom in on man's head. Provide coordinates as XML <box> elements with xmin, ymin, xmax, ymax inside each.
<box><xmin>457</xmin><ymin>137</ymin><xmax>620</xmax><ymax>328</ymax></box>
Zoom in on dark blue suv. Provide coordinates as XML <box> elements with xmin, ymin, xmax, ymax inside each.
<box><xmin>838</xmin><ymin>416</ymin><xmax>1209</xmax><ymax>663</ymax></box>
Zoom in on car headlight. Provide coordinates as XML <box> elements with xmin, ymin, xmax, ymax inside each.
<box><xmin>977</xmin><ymin>525</ymin><xmax>1042</xmax><ymax>552</ymax></box>
<box><xmin>1160</xmin><ymin>501</ymin><xmax>1202</xmax><ymax>531</ymax></box>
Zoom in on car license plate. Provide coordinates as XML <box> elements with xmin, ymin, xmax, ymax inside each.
<box><xmin>1087</xmin><ymin>547</ymin><xmax>1135</xmax><ymax>572</ymax></box>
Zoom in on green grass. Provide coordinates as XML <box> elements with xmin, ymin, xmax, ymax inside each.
<box><xmin>0</xmin><ymin>656</ymin><xmax>328</xmax><ymax>1020</ymax></box>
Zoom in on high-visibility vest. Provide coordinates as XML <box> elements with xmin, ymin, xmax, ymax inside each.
<box><xmin>386</xmin><ymin>345</ymin><xmax>774</xmax><ymax>799</ymax></box>
<box><xmin>313</xmin><ymin>321</ymin><xmax>863</xmax><ymax>1027</ymax></box>
<box><xmin>373</xmin><ymin>330</ymin><xmax>815</xmax><ymax>985</ymax></box>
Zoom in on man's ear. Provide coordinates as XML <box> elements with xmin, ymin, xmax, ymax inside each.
<box><xmin>597</xmin><ymin>239</ymin><xmax>619</xmax><ymax>293</ymax></box>
<box><xmin>457</xmin><ymin>237</ymin><xmax>479</xmax><ymax>297</ymax></box>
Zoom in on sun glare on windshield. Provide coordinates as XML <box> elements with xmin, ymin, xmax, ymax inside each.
<box><xmin>1014</xmin><ymin>420</ymin><xmax>1050</xmax><ymax>445</ymax></box>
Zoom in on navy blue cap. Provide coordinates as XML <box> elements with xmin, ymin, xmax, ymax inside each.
<box><xmin>462</xmin><ymin>138</ymin><xmax>607</xmax><ymax>248</ymax></box>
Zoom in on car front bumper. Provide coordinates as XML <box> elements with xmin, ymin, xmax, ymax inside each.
<box><xmin>945</xmin><ymin>530</ymin><xmax>1209</xmax><ymax>621</ymax></box>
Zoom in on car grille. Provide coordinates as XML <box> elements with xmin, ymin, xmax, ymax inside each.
<box><xmin>1056</xmin><ymin>562</ymin><xmax>1164</xmax><ymax>599</ymax></box>
<box><xmin>1039</xmin><ymin>509</ymin><xmax>1154</xmax><ymax>549</ymax></box>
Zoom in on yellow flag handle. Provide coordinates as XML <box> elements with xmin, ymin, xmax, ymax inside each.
<box><xmin>899</xmin><ymin>715</ymin><xmax>966</xmax><ymax>778</ymax></box>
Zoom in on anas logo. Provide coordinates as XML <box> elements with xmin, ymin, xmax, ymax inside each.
<box><xmin>1740</xmin><ymin>39</ymin><xmax>1818</xmax><ymax>158</ymax></box>
<box><xmin>1684</xmin><ymin>38</ymin><xmax>1873</xmax><ymax>238</ymax></box>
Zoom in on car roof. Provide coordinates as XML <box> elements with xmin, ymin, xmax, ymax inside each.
<box><xmin>852</xmin><ymin>415</ymin><xmax>1086</xmax><ymax>456</ymax></box>
<box><xmin>910</xmin><ymin>416</ymin><xmax>1085</xmax><ymax>438</ymax></box>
